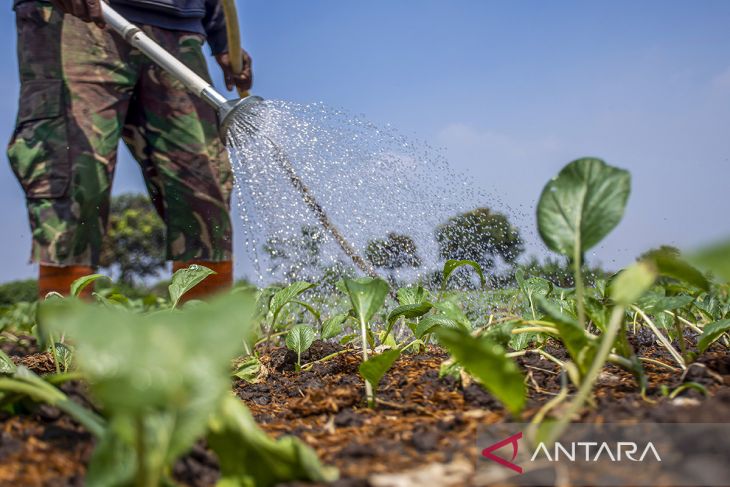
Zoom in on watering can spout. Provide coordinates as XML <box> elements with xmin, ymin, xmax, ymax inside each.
<box><xmin>213</xmin><ymin>94</ymin><xmax>265</xmax><ymax>140</ymax></box>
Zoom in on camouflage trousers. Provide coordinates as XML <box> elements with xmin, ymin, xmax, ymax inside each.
<box><xmin>7</xmin><ymin>2</ymin><xmax>233</xmax><ymax>267</ymax></box>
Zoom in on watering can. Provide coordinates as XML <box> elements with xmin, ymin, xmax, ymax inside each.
<box><xmin>101</xmin><ymin>2</ymin><xmax>379</xmax><ymax>279</ymax></box>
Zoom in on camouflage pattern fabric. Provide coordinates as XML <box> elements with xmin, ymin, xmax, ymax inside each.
<box><xmin>7</xmin><ymin>1</ymin><xmax>233</xmax><ymax>266</ymax></box>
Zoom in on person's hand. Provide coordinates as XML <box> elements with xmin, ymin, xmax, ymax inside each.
<box><xmin>50</xmin><ymin>0</ymin><xmax>105</xmax><ymax>26</ymax></box>
<box><xmin>215</xmin><ymin>49</ymin><xmax>253</xmax><ymax>94</ymax></box>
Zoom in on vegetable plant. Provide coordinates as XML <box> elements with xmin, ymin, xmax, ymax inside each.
<box><xmin>286</xmin><ymin>324</ymin><xmax>317</xmax><ymax>369</ymax></box>
<box><xmin>3</xmin><ymin>266</ymin><xmax>336</xmax><ymax>487</ymax></box>
<box><xmin>342</xmin><ymin>277</ymin><xmax>389</xmax><ymax>407</ymax></box>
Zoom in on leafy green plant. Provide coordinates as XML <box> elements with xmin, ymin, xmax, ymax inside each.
<box><xmin>698</xmin><ymin>319</ymin><xmax>730</xmax><ymax>353</ymax></box>
<box><xmin>321</xmin><ymin>313</ymin><xmax>349</xmax><ymax>340</ymax></box>
<box><xmin>441</xmin><ymin>259</ymin><xmax>485</xmax><ymax>294</ymax></box>
<box><xmin>537</xmin><ymin>157</ymin><xmax>630</xmax><ymax>328</ymax></box>
<box><xmin>286</xmin><ymin>324</ymin><xmax>316</xmax><ymax>370</ymax></box>
<box><xmin>71</xmin><ymin>274</ymin><xmax>109</xmax><ymax>298</ymax></box>
<box><xmin>516</xmin><ymin>269</ymin><xmax>553</xmax><ymax>319</ymax></box>
<box><xmin>342</xmin><ymin>277</ymin><xmax>389</xmax><ymax>407</ymax></box>
<box><xmin>168</xmin><ymin>265</ymin><xmax>217</xmax><ymax>308</ymax></box>
<box><xmin>38</xmin><ymin>291</ymin><xmax>334</xmax><ymax>486</ymax></box>
<box><xmin>436</xmin><ymin>327</ymin><xmax>525</xmax><ymax>415</ymax></box>
<box><xmin>544</xmin><ymin>260</ymin><xmax>657</xmax><ymax>443</ymax></box>
<box><xmin>359</xmin><ymin>348</ymin><xmax>402</xmax><ymax>403</ymax></box>
<box><xmin>262</xmin><ymin>281</ymin><xmax>317</xmax><ymax>346</ymax></box>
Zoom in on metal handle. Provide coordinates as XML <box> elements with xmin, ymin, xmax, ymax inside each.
<box><xmin>101</xmin><ymin>2</ymin><xmax>228</xmax><ymax>110</ymax></box>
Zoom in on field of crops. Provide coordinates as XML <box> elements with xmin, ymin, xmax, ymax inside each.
<box><xmin>1</xmin><ymin>158</ymin><xmax>728</xmax><ymax>486</ymax></box>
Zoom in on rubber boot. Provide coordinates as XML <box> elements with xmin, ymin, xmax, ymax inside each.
<box><xmin>38</xmin><ymin>264</ymin><xmax>96</xmax><ymax>300</ymax></box>
<box><xmin>172</xmin><ymin>260</ymin><xmax>233</xmax><ymax>303</ymax></box>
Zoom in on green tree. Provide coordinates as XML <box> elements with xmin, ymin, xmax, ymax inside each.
<box><xmin>0</xmin><ymin>279</ymin><xmax>38</xmax><ymax>305</ymax></box>
<box><xmin>365</xmin><ymin>233</ymin><xmax>421</xmax><ymax>273</ymax></box>
<box><xmin>100</xmin><ymin>194</ymin><xmax>166</xmax><ymax>285</ymax></box>
<box><xmin>436</xmin><ymin>208</ymin><xmax>524</xmax><ymax>271</ymax></box>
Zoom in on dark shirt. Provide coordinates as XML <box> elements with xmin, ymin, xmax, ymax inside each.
<box><xmin>12</xmin><ymin>0</ymin><xmax>229</xmax><ymax>54</ymax></box>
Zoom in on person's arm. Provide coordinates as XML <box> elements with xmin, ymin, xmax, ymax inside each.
<box><xmin>206</xmin><ymin>0</ymin><xmax>253</xmax><ymax>93</ymax></box>
<box><xmin>49</xmin><ymin>0</ymin><xmax>104</xmax><ymax>26</ymax></box>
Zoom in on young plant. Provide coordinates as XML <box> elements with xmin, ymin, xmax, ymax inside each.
<box><xmin>286</xmin><ymin>324</ymin><xmax>316</xmax><ymax>370</ymax></box>
<box><xmin>537</xmin><ymin>157</ymin><xmax>630</xmax><ymax>329</ymax></box>
<box><xmin>320</xmin><ymin>313</ymin><xmax>349</xmax><ymax>340</ymax></box>
<box><xmin>359</xmin><ymin>348</ymin><xmax>402</xmax><ymax>403</ymax></box>
<box><xmin>263</xmin><ymin>281</ymin><xmax>317</xmax><ymax>346</ymax></box>
<box><xmin>43</xmin><ymin>292</ymin><xmax>334</xmax><ymax>486</ymax></box>
<box><xmin>515</xmin><ymin>269</ymin><xmax>553</xmax><ymax>320</ymax></box>
<box><xmin>440</xmin><ymin>259</ymin><xmax>485</xmax><ymax>297</ymax></box>
<box><xmin>342</xmin><ymin>277</ymin><xmax>389</xmax><ymax>407</ymax></box>
<box><xmin>436</xmin><ymin>326</ymin><xmax>526</xmax><ymax>415</ymax></box>
<box><xmin>168</xmin><ymin>264</ymin><xmax>216</xmax><ymax>308</ymax></box>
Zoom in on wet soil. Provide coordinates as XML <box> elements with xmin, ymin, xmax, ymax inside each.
<box><xmin>0</xmin><ymin>337</ymin><xmax>728</xmax><ymax>486</ymax></box>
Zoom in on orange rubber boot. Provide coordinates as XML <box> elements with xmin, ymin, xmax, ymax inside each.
<box><xmin>172</xmin><ymin>260</ymin><xmax>233</xmax><ymax>303</ymax></box>
<box><xmin>38</xmin><ymin>265</ymin><xmax>96</xmax><ymax>299</ymax></box>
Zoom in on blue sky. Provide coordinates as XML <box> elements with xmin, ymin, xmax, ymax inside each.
<box><xmin>1</xmin><ymin>0</ymin><xmax>729</xmax><ymax>282</ymax></box>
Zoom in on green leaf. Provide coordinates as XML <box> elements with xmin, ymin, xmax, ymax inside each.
<box><xmin>414</xmin><ymin>315</ymin><xmax>460</xmax><ymax>339</ymax></box>
<box><xmin>0</xmin><ymin>349</ymin><xmax>16</xmax><ymax>375</ymax></box>
<box><xmin>290</xmin><ymin>300</ymin><xmax>321</xmax><ymax>323</ymax></box>
<box><xmin>270</xmin><ymin>282</ymin><xmax>315</xmax><ymax>320</ymax></box>
<box><xmin>519</xmin><ymin>276</ymin><xmax>553</xmax><ymax>299</ymax></box>
<box><xmin>433</xmin><ymin>299</ymin><xmax>472</xmax><ymax>331</ymax></box>
<box><xmin>396</xmin><ymin>284</ymin><xmax>431</xmax><ymax>306</ymax></box>
<box><xmin>168</xmin><ymin>265</ymin><xmax>216</xmax><ymax>308</ymax></box>
<box><xmin>233</xmin><ymin>356</ymin><xmax>261</xmax><ymax>383</ymax></box>
<box><xmin>698</xmin><ymin>319</ymin><xmax>730</xmax><ymax>354</ymax></box>
<box><xmin>44</xmin><ymin>293</ymin><xmax>255</xmax><ymax>481</ymax></box>
<box><xmin>70</xmin><ymin>274</ymin><xmax>109</xmax><ymax>298</ymax></box>
<box><xmin>85</xmin><ymin>430</ymin><xmax>136</xmax><ymax>487</ymax></box>
<box><xmin>536</xmin><ymin>296</ymin><xmax>597</xmax><ymax>376</ymax></box>
<box><xmin>321</xmin><ymin>313</ymin><xmax>348</xmax><ymax>340</ymax></box>
<box><xmin>387</xmin><ymin>303</ymin><xmax>433</xmax><ymax>326</ymax></box>
<box><xmin>584</xmin><ymin>296</ymin><xmax>610</xmax><ymax>332</ymax></box>
<box><xmin>359</xmin><ymin>349</ymin><xmax>401</xmax><ymax>389</ymax></box>
<box><xmin>52</xmin><ymin>342</ymin><xmax>74</xmax><ymax>372</ymax></box>
<box><xmin>339</xmin><ymin>334</ymin><xmax>357</xmax><ymax>346</ymax></box>
<box><xmin>537</xmin><ymin>158</ymin><xmax>630</xmax><ymax>259</ymax></box>
<box><xmin>689</xmin><ymin>240</ymin><xmax>730</xmax><ymax>283</ymax></box>
<box><xmin>636</xmin><ymin>293</ymin><xmax>694</xmax><ymax>313</ymax></box>
<box><xmin>286</xmin><ymin>325</ymin><xmax>316</xmax><ymax>357</ymax></box>
<box><xmin>610</xmin><ymin>262</ymin><xmax>657</xmax><ymax>306</ymax></box>
<box><xmin>516</xmin><ymin>269</ymin><xmax>553</xmax><ymax>319</ymax></box>
<box><xmin>642</xmin><ymin>249</ymin><xmax>709</xmax><ymax>291</ymax></box>
<box><xmin>482</xmin><ymin>321</ymin><xmax>518</xmax><ymax>349</ymax></box>
<box><xmin>342</xmin><ymin>278</ymin><xmax>389</xmax><ymax>324</ymax></box>
<box><xmin>442</xmin><ymin>259</ymin><xmax>485</xmax><ymax>290</ymax></box>
<box><xmin>207</xmin><ymin>395</ymin><xmax>338</xmax><ymax>486</ymax></box>
<box><xmin>436</xmin><ymin>327</ymin><xmax>525</xmax><ymax>415</ymax></box>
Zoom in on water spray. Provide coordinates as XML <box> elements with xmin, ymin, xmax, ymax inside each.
<box><xmin>101</xmin><ymin>3</ymin><xmax>379</xmax><ymax>279</ymax></box>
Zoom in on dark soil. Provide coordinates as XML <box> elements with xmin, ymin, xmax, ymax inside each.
<box><xmin>0</xmin><ymin>337</ymin><xmax>729</xmax><ymax>486</ymax></box>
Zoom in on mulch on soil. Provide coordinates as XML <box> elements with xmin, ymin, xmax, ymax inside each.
<box><xmin>0</xmin><ymin>336</ymin><xmax>729</xmax><ymax>486</ymax></box>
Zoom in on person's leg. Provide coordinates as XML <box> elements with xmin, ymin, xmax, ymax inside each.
<box><xmin>7</xmin><ymin>3</ymin><xmax>136</xmax><ymax>298</ymax></box>
<box><xmin>132</xmin><ymin>28</ymin><xmax>234</xmax><ymax>300</ymax></box>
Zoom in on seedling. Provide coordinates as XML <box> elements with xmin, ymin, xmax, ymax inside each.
<box><xmin>342</xmin><ymin>277</ymin><xmax>389</xmax><ymax>407</ymax></box>
<box><xmin>286</xmin><ymin>324</ymin><xmax>316</xmax><ymax>370</ymax></box>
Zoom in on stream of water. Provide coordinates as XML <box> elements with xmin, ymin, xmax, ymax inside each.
<box><xmin>225</xmin><ymin>99</ymin><xmax>523</xmax><ymax>289</ymax></box>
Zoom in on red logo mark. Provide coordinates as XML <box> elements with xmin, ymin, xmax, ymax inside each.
<box><xmin>481</xmin><ymin>432</ymin><xmax>523</xmax><ymax>474</ymax></box>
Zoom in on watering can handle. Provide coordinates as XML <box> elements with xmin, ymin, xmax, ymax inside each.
<box><xmin>221</xmin><ymin>0</ymin><xmax>250</xmax><ymax>98</ymax></box>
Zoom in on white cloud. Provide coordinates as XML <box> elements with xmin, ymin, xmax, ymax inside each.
<box><xmin>436</xmin><ymin>123</ymin><xmax>563</xmax><ymax>167</ymax></box>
